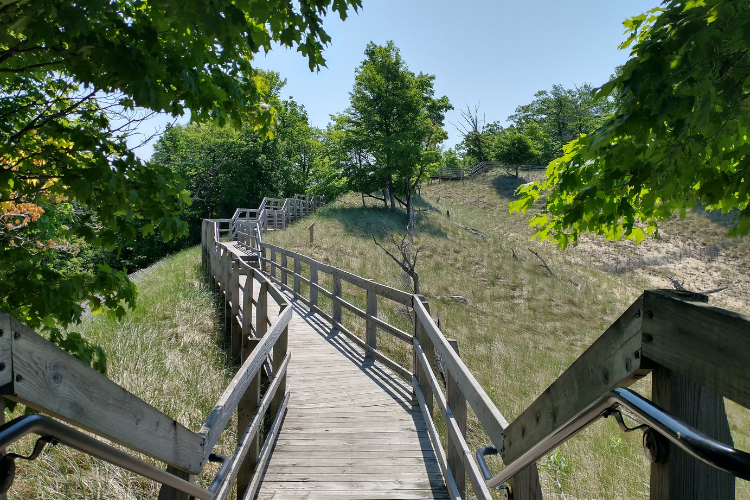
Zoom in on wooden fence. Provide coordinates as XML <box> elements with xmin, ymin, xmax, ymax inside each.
<box><xmin>251</xmin><ymin>241</ymin><xmax>750</xmax><ymax>500</ymax></box>
<box><xmin>255</xmin><ymin>242</ymin><xmax>544</xmax><ymax>499</ymax></box>
<box><xmin>0</xmin><ymin>197</ymin><xmax>746</xmax><ymax>500</ymax></box>
<box><xmin>433</xmin><ymin>162</ymin><xmax>546</xmax><ymax>181</ymax></box>
<box><xmin>0</xmin><ymin>218</ymin><xmax>299</xmax><ymax>499</ymax></box>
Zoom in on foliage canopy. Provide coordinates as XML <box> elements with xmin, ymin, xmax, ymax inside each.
<box><xmin>341</xmin><ymin>41</ymin><xmax>451</xmax><ymax>214</ymax></box>
<box><xmin>513</xmin><ymin>0</ymin><xmax>750</xmax><ymax>247</ymax></box>
<box><xmin>1</xmin><ymin>0</ymin><xmax>359</xmax><ymax>339</ymax></box>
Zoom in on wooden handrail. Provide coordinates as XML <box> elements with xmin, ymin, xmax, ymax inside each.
<box><xmin>0</xmin><ymin>315</ymin><xmax>205</xmax><ymax>474</ymax></box>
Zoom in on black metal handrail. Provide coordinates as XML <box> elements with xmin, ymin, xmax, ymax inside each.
<box><xmin>477</xmin><ymin>388</ymin><xmax>750</xmax><ymax>489</ymax></box>
<box><xmin>0</xmin><ymin>414</ymin><xmax>230</xmax><ymax>499</ymax></box>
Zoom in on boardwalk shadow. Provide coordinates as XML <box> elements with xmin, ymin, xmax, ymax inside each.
<box><xmin>284</xmin><ymin>297</ymin><xmax>449</xmax><ymax>495</ymax></box>
<box><xmin>289</xmin><ymin>298</ymin><xmax>415</xmax><ymax>409</ymax></box>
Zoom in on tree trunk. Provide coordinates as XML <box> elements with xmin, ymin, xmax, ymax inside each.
<box><xmin>405</xmin><ymin>179</ymin><xmax>413</xmax><ymax>222</ymax></box>
<box><xmin>411</xmin><ymin>270</ymin><xmax>420</xmax><ymax>295</ymax></box>
<box><xmin>515</xmin><ymin>164</ymin><xmax>519</xmax><ymax>179</ymax></box>
<box><xmin>362</xmin><ymin>192</ymin><xmax>366</xmax><ymax>208</ymax></box>
<box><xmin>389</xmin><ymin>190</ymin><xmax>396</xmax><ymax>212</ymax></box>
<box><xmin>382</xmin><ymin>189</ymin><xmax>389</xmax><ymax>208</ymax></box>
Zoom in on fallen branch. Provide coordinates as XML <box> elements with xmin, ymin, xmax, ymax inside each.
<box><xmin>528</xmin><ymin>248</ymin><xmax>555</xmax><ymax>277</ymax></box>
<box><xmin>667</xmin><ymin>275</ymin><xmax>688</xmax><ymax>291</ymax></box>
<box><xmin>454</xmin><ymin>223</ymin><xmax>488</xmax><ymax>241</ymax></box>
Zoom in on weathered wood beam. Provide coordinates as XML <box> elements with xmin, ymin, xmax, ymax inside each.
<box><xmin>501</xmin><ymin>297</ymin><xmax>646</xmax><ymax>465</ymax></box>
<box><xmin>641</xmin><ymin>289</ymin><xmax>750</xmax><ymax>410</ymax></box>
<box><xmin>0</xmin><ymin>315</ymin><xmax>205</xmax><ymax>474</ymax></box>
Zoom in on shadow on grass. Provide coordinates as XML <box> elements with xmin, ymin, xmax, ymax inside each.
<box><xmin>491</xmin><ymin>173</ymin><xmax>534</xmax><ymax>202</ymax></box>
<box><xmin>316</xmin><ymin>202</ymin><xmax>448</xmax><ymax>239</ymax></box>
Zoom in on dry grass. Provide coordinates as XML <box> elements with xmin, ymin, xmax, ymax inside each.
<box><xmin>6</xmin><ymin>247</ymin><xmax>235</xmax><ymax>499</ymax></box>
<box><xmin>265</xmin><ymin>168</ymin><xmax>750</xmax><ymax>499</ymax></box>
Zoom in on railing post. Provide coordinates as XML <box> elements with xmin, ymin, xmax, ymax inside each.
<box><xmin>257</xmin><ymin>281</ymin><xmax>268</xmax><ymax>338</ymax></box>
<box><xmin>270</xmin><ymin>303</ymin><xmax>289</xmax><ymax>417</ymax></box>
<box><xmin>229</xmin><ymin>258</ymin><xmax>241</xmax><ymax>365</ymax></box>
<box><xmin>365</xmin><ymin>287</ymin><xmax>377</xmax><ymax>359</ymax></box>
<box><xmin>332</xmin><ymin>276</ymin><xmax>342</xmax><ymax>324</ymax></box>
<box><xmin>237</xmin><ymin>336</ymin><xmax>261</xmax><ymax>500</ymax></box>
<box><xmin>281</xmin><ymin>253</ymin><xmax>288</xmax><ymax>287</ymax></box>
<box><xmin>270</xmin><ymin>248</ymin><xmax>277</xmax><ymax>280</ymax></box>
<box><xmin>201</xmin><ymin>220</ymin><xmax>207</xmax><ymax>272</ymax></box>
<box><xmin>293</xmin><ymin>258</ymin><xmax>301</xmax><ymax>295</ymax></box>
<box><xmin>413</xmin><ymin>296</ymin><xmax>434</xmax><ymax>415</ymax></box>
<box><xmin>445</xmin><ymin>339</ymin><xmax>467</xmax><ymax>498</ymax></box>
<box><xmin>261</xmin><ymin>246</ymin><xmax>268</xmax><ymax>273</ymax></box>
<box><xmin>650</xmin><ymin>366</ymin><xmax>734</xmax><ymax>500</ymax></box>
<box><xmin>157</xmin><ymin>468</ymin><xmax>195</xmax><ymax>500</ymax></box>
<box><xmin>242</xmin><ymin>270</ymin><xmax>254</xmax><ymax>338</ymax></box>
<box><xmin>309</xmin><ymin>263</ymin><xmax>318</xmax><ymax>307</ymax></box>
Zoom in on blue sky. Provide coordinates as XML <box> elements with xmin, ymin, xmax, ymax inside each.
<box><xmin>131</xmin><ymin>0</ymin><xmax>661</xmax><ymax>160</ymax></box>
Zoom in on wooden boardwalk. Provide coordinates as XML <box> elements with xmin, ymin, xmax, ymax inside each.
<box><xmin>254</xmin><ymin>290</ymin><xmax>449</xmax><ymax>500</ymax></box>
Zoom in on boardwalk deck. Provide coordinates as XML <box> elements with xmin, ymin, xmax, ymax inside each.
<box><xmin>250</xmin><ymin>284</ymin><xmax>449</xmax><ymax>500</ymax></box>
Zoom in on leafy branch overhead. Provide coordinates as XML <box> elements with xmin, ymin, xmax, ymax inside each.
<box><xmin>512</xmin><ymin>0</ymin><xmax>750</xmax><ymax>248</ymax></box>
<box><xmin>1</xmin><ymin>0</ymin><xmax>360</xmax><ymax>340</ymax></box>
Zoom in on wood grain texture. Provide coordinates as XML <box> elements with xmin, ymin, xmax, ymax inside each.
<box><xmin>502</xmin><ymin>297</ymin><xmax>644</xmax><ymax>464</ymax></box>
<box><xmin>256</xmin><ymin>296</ymin><xmax>449</xmax><ymax>500</ymax></box>
<box><xmin>3</xmin><ymin>317</ymin><xmax>204</xmax><ymax>473</ymax></box>
<box><xmin>642</xmin><ymin>289</ymin><xmax>750</xmax><ymax>410</ymax></box>
<box><xmin>198</xmin><ymin>305</ymin><xmax>292</xmax><ymax>463</ymax></box>
<box><xmin>260</xmin><ymin>243</ymin><xmax>412</xmax><ymax>306</ymax></box>
<box><xmin>650</xmin><ymin>366</ymin><xmax>735</xmax><ymax>500</ymax></box>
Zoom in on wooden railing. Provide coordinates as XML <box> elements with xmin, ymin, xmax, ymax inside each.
<box><xmin>247</xmin><ymin>241</ymin><xmax>750</xmax><ymax>499</ymax></box>
<box><xmin>255</xmin><ymin>242</ymin><xmax>543</xmax><ymax>499</ymax></box>
<box><xmin>434</xmin><ymin>162</ymin><xmax>500</xmax><ymax>180</ymax></box>
<box><xmin>433</xmin><ymin>162</ymin><xmax>547</xmax><ymax>181</ymax></box>
<box><xmin>0</xmin><ymin>225</ymin><xmax>294</xmax><ymax>500</ymax></box>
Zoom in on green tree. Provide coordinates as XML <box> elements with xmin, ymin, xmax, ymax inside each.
<box><xmin>513</xmin><ymin>1</ymin><xmax>750</xmax><ymax>247</ymax></box>
<box><xmin>1</xmin><ymin>0</ymin><xmax>360</xmax><ymax>350</ymax></box>
<box><xmin>492</xmin><ymin>128</ymin><xmax>538</xmax><ymax>178</ymax></box>
<box><xmin>510</xmin><ymin>84</ymin><xmax>615</xmax><ymax>164</ymax></box>
<box><xmin>344</xmin><ymin>41</ymin><xmax>452</xmax><ymax>216</ymax></box>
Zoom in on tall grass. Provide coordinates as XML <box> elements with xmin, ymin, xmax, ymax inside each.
<box><xmin>265</xmin><ymin>170</ymin><xmax>749</xmax><ymax>499</ymax></box>
<box><xmin>6</xmin><ymin>247</ymin><xmax>234</xmax><ymax>499</ymax></box>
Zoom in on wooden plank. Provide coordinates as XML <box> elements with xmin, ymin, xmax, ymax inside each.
<box><xmin>649</xmin><ymin>366</ymin><xmax>735</xmax><ymax>500</ymax></box>
<box><xmin>2</xmin><ymin>316</ymin><xmax>205</xmax><ymax>473</ymax></box>
<box><xmin>365</xmin><ymin>288</ymin><xmax>377</xmax><ymax>358</ymax></box>
<box><xmin>266</xmin><ymin>457</ymin><xmax>441</xmax><ymax>467</ymax></box>
<box><xmin>445</xmin><ymin>340</ymin><xmax>466</xmax><ymax>499</ymax></box>
<box><xmin>157</xmin><ymin>467</ymin><xmax>194</xmax><ymax>500</ymax></box>
<box><xmin>501</xmin><ymin>296</ymin><xmax>645</xmax><ymax>464</ymax></box>
<box><xmin>412</xmin><ymin>376</ymin><xmax>460</xmax><ymax>500</ymax></box>
<box><xmin>260</xmin><ymin>243</ymin><xmax>413</xmax><ymax>306</ymax></box>
<box><xmin>414</xmin><ymin>298</ymin><xmax>434</xmax><ymax>417</ymax></box>
<box><xmin>236</xmin><ymin>338</ymin><xmax>261</xmax><ymax>499</ymax></box>
<box><xmin>332</xmin><ymin>276</ymin><xmax>342</xmax><ymax>323</ymax></box>
<box><xmin>641</xmin><ymin>289</ymin><xmax>750</xmax><ymax>410</ymax></box>
<box><xmin>332</xmin><ymin>294</ymin><xmax>411</xmax><ymax>343</ymax></box>
<box><xmin>294</xmin><ymin>257</ymin><xmax>301</xmax><ymax>294</ymax></box>
<box><xmin>198</xmin><ymin>306</ymin><xmax>292</xmax><ymax>462</ymax></box>
<box><xmin>211</xmin><ymin>354</ymin><xmax>290</xmax><ymax>500</ymax></box>
<box><xmin>257</xmin><ymin>490</ymin><xmax>449</xmax><ymax>500</ymax></box>
<box><xmin>230</xmin><ymin>258</ymin><xmax>241</xmax><ymax>365</ymax></box>
<box><xmin>309</xmin><ymin>263</ymin><xmax>318</xmax><ymax>307</ymax></box>
<box><xmin>413</xmin><ymin>340</ymin><xmax>491</xmax><ymax>500</ymax></box>
<box><xmin>243</xmin><ymin>391</ymin><xmax>290</xmax><ymax>500</ymax></box>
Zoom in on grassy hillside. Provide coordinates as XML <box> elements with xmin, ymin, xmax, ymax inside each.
<box><xmin>6</xmin><ymin>247</ymin><xmax>234</xmax><ymax>499</ymax></box>
<box><xmin>265</xmin><ymin>169</ymin><xmax>749</xmax><ymax>499</ymax></box>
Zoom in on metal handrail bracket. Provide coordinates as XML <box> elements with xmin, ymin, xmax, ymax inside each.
<box><xmin>477</xmin><ymin>388</ymin><xmax>750</xmax><ymax>489</ymax></box>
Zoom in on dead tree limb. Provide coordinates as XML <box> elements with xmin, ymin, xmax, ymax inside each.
<box><xmin>528</xmin><ymin>248</ymin><xmax>555</xmax><ymax>277</ymax></box>
<box><xmin>372</xmin><ymin>231</ymin><xmax>424</xmax><ymax>294</ymax></box>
